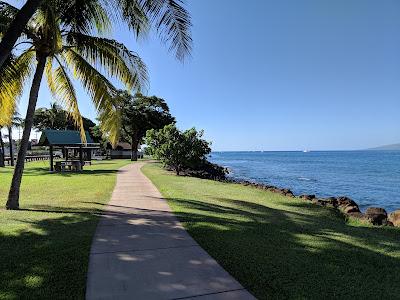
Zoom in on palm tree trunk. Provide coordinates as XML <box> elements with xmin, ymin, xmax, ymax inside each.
<box><xmin>0</xmin><ymin>128</ymin><xmax>5</xmax><ymax>167</ymax></box>
<box><xmin>6</xmin><ymin>53</ymin><xmax>47</xmax><ymax>210</ymax></box>
<box><xmin>8</xmin><ymin>126</ymin><xmax>14</xmax><ymax>166</ymax></box>
<box><xmin>0</xmin><ymin>0</ymin><xmax>43</xmax><ymax>70</ymax></box>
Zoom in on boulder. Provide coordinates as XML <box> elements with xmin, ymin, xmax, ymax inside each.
<box><xmin>320</xmin><ymin>197</ymin><xmax>338</xmax><ymax>208</ymax></box>
<box><xmin>336</xmin><ymin>196</ymin><xmax>360</xmax><ymax>214</ymax></box>
<box><xmin>365</xmin><ymin>207</ymin><xmax>388</xmax><ymax>226</ymax></box>
<box><xmin>388</xmin><ymin>210</ymin><xmax>400</xmax><ymax>227</ymax></box>
<box><xmin>299</xmin><ymin>194</ymin><xmax>316</xmax><ymax>201</ymax></box>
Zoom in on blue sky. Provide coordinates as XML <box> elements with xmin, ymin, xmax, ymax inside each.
<box><xmin>9</xmin><ymin>0</ymin><xmax>400</xmax><ymax>150</ymax></box>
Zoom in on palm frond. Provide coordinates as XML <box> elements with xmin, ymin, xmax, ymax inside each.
<box><xmin>137</xmin><ymin>0</ymin><xmax>192</xmax><ymax>61</ymax></box>
<box><xmin>55</xmin><ymin>0</ymin><xmax>111</xmax><ymax>34</ymax></box>
<box><xmin>62</xmin><ymin>48</ymin><xmax>118</xmax><ymax>111</ymax></box>
<box><xmin>98</xmin><ymin>102</ymin><xmax>122</xmax><ymax>147</ymax></box>
<box><xmin>48</xmin><ymin>56</ymin><xmax>86</xmax><ymax>142</ymax></box>
<box><xmin>66</xmin><ymin>32</ymin><xmax>148</xmax><ymax>91</ymax></box>
<box><xmin>0</xmin><ymin>50</ymin><xmax>35</xmax><ymax>126</ymax></box>
<box><xmin>109</xmin><ymin>0</ymin><xmax>149</xmax><ymax>37</ymax></box>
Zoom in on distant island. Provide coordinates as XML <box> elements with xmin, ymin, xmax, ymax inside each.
<box><xmin>367</xmin><ymin>143</ymin><xmax>400</xmax><ymax>151</ymax></box>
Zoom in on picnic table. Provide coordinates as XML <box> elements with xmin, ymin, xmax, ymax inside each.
<box><xmin>54</xmin><ymin>161</ymin><xmax>83</xmax><ymax>172</ymax></box>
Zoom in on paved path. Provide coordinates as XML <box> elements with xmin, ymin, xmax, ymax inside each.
<box><xmin>86</xmin><ymin>162</ymin><xmax>255</xmax><ymax>300</ymax></box>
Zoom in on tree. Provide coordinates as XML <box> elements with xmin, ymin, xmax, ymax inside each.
<box><xmin>1</xmin><ymin>4</ymin><xmax>148</xmax><ymax>210</ymax></box>
<box><xmin>0</xmin><ymin>0</ymin><xmax>192</xmax><ymax>73</ymax></box>
<box><xmin>0</xmin><ymin>0</ymin><xmax>43</xmax><ymax>70</ymax></box>
<box><xmin>145</xmin><ymin>124</ymin><xmax>211</xmax><ymax>175</ymax></box>
<box><xmin>33</xmin><ymin>103</ymin><xmax>96</xmax><ymax>131</ymax></box>
<box><xmin>101</xmin><ymin>91</ymin><xmax>175</xmax><ymax>161</ymax></box>
<box><xmin>0</xmin><ymin>0</ymin><xmax>192</xmax><ymax>210</ymax></box>
<box><xmin>4</xmin><ymin>113</ymin><xmax>23</xmax><ymax>167</ymax></box>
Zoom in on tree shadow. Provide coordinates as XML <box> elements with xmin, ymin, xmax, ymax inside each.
<box><xmin>163</xmin><ymin>196</ymin><xmax>400</xmax><ymax>299</ymax></box>
<box><xmin>0</xmin><ymin>213</ymin><xmax>98</xmax><ymax>299</ymax></box>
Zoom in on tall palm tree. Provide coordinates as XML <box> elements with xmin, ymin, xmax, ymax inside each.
<box><xmin>1</xmin><ymin>4</ymin><xmax>149</xmax><ymax>210</ymax></box>
<box><xmin>0</xmin><ymin>0</ymin><xmax>43</xmax><ymax>70</ymax></box>
<box><xmin>1</xmin><ymin>0</ymin><xmax>192</xmax><ymax>210</ymax></box>
<box><xmin>0</xmin><ymin>0</ymin><xmax>192</xmax><ymax>126</ymax></box>
<box><xmin>6</xmin><ymin>112</ymin><xmax>23</xmax><ymax>167</ymax></box>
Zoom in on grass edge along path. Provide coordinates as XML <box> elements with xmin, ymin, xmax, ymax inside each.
<box><xmin>0</xmin><ymin>160</ymin><xmax>131</xmax><ymax>300</ymax></box>
<box><xmin>142</xmin><ymin>162</ymin><xmax>400</xmax><ymax>300</ymax></box>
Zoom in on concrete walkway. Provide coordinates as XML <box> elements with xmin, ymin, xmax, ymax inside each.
<box><xmin>86</xmin><ymin>162</ymin><xmax>255</xmax><ymax>300</ymax></box>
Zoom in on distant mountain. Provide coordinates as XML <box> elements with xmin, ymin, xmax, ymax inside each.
<box><xmin>367</xmin><ymin>143</ymin><xmax>400</xmax><ymax>151</ymax></box>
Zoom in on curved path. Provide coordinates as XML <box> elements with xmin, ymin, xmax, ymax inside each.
<box><xmin>86</xmin><ymin>162</ymin><xmax>255</xmax><ymax>300</ymax></box>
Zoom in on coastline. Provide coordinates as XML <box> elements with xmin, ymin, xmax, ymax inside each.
<box><xmin>223</xmin><ymin>176</ymin><xmax>400</xmax><ymax>227</ymax></box>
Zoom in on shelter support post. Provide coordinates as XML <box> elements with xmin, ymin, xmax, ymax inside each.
<box><xmin>49</xmin><ymin>145</ymin><xmax>54</xmax><ymax>172</ymax></box>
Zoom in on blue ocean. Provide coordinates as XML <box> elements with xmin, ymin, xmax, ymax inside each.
<box><xmin>209</xmin><ymin>151</ymin><xmax>400</xmax><ymax>212</ymax></box>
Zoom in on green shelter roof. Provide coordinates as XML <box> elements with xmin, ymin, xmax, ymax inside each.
<box><xmin>38</xmin><ymin>130</ymin><xmax>94</xmax><ymax>146</ymax></box>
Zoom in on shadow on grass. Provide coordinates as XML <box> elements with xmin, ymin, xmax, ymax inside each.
<box><xmin>0</xmin><ymin>213</ymin><xmax>98</xmax><ymax>299</ymax></box>
<box><xmin>164</xmin><ymin>196</ymin><xmax>400</xmax><ymax>299</ymax></box>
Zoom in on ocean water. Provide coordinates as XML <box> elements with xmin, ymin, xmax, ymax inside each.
<box><xmin>209</xmin><ymin>151</ymin><xmax>400</xmax><ymax>212</ymax></box>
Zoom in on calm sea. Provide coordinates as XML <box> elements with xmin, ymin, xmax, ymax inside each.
<box><xmin>209</xmin><ymin>151</ymin><xmax>400</xmax><ymax>212</ymax></box>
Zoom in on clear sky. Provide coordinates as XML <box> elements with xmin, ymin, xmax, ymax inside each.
<box><xmin>8</xmin><ymin>0</ymin><xmax>400</xmax><ymax>150</ymax></box>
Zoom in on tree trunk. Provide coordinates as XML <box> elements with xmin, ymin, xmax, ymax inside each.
<box><xmin>6</xmin><ymin>53</ymin><xmax>47</xmax><ymax>210</ymax></box>
<box><xmin>0</xmin><ymin>128</ymin><xmax>4</xmax><ymax>167</ymax></box>
<box><xmin>8</xmin><ymin>126</ymin><xmax>14</xmax><ymax>166</ymax></box>
<box><xmin>0</xmin><ymin>0</ymin><xmax>43</xmax><ymax>70</ymax></box>
<box><xmin>131</xmin><ymin>133</ymin><xmax>139</xmax><ymax>161</ymax></box>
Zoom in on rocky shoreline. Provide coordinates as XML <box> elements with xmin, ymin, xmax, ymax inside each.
<box><xmin>229</xmin><ymin>179</ymin><xmax>400</xmax><ymax>227</ymax></box>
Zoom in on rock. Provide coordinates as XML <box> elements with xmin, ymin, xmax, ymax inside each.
<box><xmin>320</xmin><ymin>197</ymin><xmax>338</xmax><ymax>208</ymax></box>
<box><xmin>299</xmin><ymin>194</ymin><xmax>316</xmax><ymax>201</ymax></box>
<box><xmin>388</xmin><ymin>210</ymin><xmax>400</xmax><ymax>227</ymax></box>
<box><xmin>365</xmin><ymin>207</ymin><xmax>388</xmax><ymax>226</ymax></box>
<box><xmin>337</xmin><ymin>196</ymin><xmax>360</xmax><ymax>214</ymax></box>
<box><xmin>343</xmin><ymin>205</ymin><xmax>360</xmax><ymax>214</ymax></box>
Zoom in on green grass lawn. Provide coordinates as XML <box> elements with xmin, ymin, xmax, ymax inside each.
<box><xmin>142</xmin><ymin>163</ymin><xmax>400</xmax><ymax>300</ymax></box>
<box><xmin>0</xmin><ymin>160</ymin><xmax>131</xmax><ymax>300</ymax></box>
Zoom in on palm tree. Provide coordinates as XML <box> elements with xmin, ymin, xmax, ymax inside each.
<box><xmin>1</xmin><ymin>4</ymin><xmax>149</xmax><ymax>210</ymax></box>
<box><xmin>0</xmin><ymin>0</ymin><xmax>192</xmax><ymax>210</ymax></box>
<box><xmin>0</xmin><ymin>0</ymin><xmax>192</xmax><ymax>126</ymax></box>
<box><xmin>6</xmin><ymin>112</ymin><xmax>23</xmax><ymax>167</ymax></box>
<box><xmin>0</xmin><ymin>0</ymin><xmax>192</xmax><ymax>72</ymax></box>
<box><xmin>0</xmin><ymin>0</ymin><xmax>43</xmax><ymax>70</ymax></box>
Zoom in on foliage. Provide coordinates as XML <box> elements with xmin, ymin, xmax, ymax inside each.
<box><xmin>143</xmin><ymin>163</ymin><xmax>400</xmax><ymax>300</ymax></box>
<box><xmin>33</xmin><ymin>103</ymin><xmax>95</xmax><ymax>131</ymax></box>
<box><xmin>0</xmin><ymin>3</ymin><xmax>149</xmax><ymax>142</ymax></box>
<box><xmin>100</xmin><ymin>91</ymin><xmax>175</xmax><ymax>159</ymax></box>
<box><xmin>145</xmin><ymin>124</ymin><xmax>211</xmax><ymax>175</ymax></box>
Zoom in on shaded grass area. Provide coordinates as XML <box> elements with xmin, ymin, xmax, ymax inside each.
<box><xmin>0</xmin><ymin>160</ymin><xmax>131</xmax><ymax>299</ymax></box>
<box><xmin>142</xmin><ymin>163</ymin><xmax>400</xmax><ymax>300</ymax></box>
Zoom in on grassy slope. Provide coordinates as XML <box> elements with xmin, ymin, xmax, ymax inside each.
<box><xmin>0</xmin><ymin>160</ymin><xmax>130</xmax><ymax>300</ymax></box>
<box><xmin>142</xmin><ymin>163</ymin><xmax>400</xmax><ymax>300</ymax></box>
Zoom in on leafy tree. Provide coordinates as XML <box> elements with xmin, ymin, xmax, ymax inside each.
<box><xmin>33</xmin><ymin>103</ymin><xmax>95</xmax><ymax>131</ymax></box>
<box><xmin>145</xmin><ymin>124</ymin><xmax>211</xmax><ymax>175</ymax></box>
<box><xmin>101</xmin><ymin>91</ymin><xmax>175</xmax><ymax>161</ymax></box>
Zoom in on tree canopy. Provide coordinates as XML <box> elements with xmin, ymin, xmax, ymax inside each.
<box><xmin>145</xmin><ymin>124</ymin><xmax>211</xmax><ymax>175</ymax></box>
<box><xmin>100</xmin><ymin>91</ymin><xmax>175</xmax><ymax>160</ymax></box>
<box><xmin>33</xmin><ymin>103</ymin><xmax>96</xmax><ymax>131</ymax></box>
